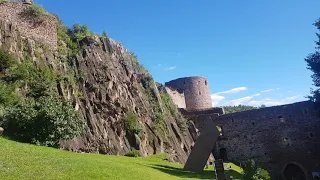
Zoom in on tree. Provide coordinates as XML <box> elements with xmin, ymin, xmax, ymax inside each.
<box><xmin>0</xmin><ymin>97</ymin><xmax>85</xmax><ymax>147</ymax></box>
<box><xmin>242</xmin><ymin>160</ymin><xmax>271</xmax><ymax>180</ymax></box>
<box><xmin>305</xmin><ymin>18</ymin><xmax>320</xmax><ymax>104</ymax></box>
<box><xmin>102</xmin><ymin>31</ymin><xmax>108</xmax><ymax>38</ymax></box>
<box><xmin>260</xmin><ymin>104</ymin><xmax>266</xmax><ymax>108</ymax></box>
<box><xmin>223</xmin><ymin>105</ymin><xmax>257</xmax><ymax>114</ymax></box>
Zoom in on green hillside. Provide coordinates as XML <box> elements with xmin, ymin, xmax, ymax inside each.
<box><xmin>0</xmin><ymin>137</ymin><xmax>243</xmax><ymax>180</ymax></box>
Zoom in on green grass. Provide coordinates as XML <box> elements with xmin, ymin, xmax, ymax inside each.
<box><xmin>0</xmin><ymin>137</ymin><xmax>243</xmax><ymax>180</ymax></box>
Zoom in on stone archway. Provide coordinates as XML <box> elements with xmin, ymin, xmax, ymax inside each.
<box><xmin>282</xmin><ymin>162</ymin><xmax>308</xmax><ymax>180</ymax></box>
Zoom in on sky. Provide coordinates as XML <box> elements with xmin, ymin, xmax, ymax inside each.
<box><xmin>36</xmin><ymin>0</ymin><xmax>320</xmax><ymax>107</ymax></box>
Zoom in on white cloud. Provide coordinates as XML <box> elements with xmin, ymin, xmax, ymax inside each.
<box><xmin>248</xmin><ymin>95</ymin><xmax>304</xmax><ymax>107</ymax></box>
<box><xmin>164</xmin><ymin>66</ymin><xmax>176</xmax><ymax>71</ymax></box>
<box><xmin>261</xmin><ymin>88</ymin><xmax>280</xmax><ymax>93</ymax></box>
<box><xmin>211</xmin><ymin>87</ymin><xmax>248</xmax><ymax>106</ymax></box>
<box><xmin>222</xmin><ymin>94</ymin><xmax>260</xmax><ymax>106</ymax></box>
<box><xmin>215</xmin><ymin>87</ymin><xmax>248</xmax><ymax>95</ymax></box>
<box><xmin>211</xmin><ymin>94</ymin><xmax>225</xmax><ymax>107</ymax></box>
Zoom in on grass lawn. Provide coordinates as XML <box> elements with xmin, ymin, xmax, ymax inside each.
<box><xmin>0</xmin><ymin>137</ymin><xmax>243</xmax><ymax>180</ymax></box>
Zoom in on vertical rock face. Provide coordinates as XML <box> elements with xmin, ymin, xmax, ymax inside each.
<box><xmin>0</xmin><ymin>16</ymin><xmax>195</xmax><ymax>163</ymax></box>
<box><xmin>60</xmin><ymin>36</ymin><xmax>195</xmax><ymax>162</ymax></box>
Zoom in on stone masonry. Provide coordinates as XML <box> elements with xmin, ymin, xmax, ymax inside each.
<box><xmin>165</xmin><ymin>76</ymin><xmax>213</xmax><ymax>111</ymax></box>
<box><xmin>0</xmin><ymin>2</ymin><xmax>57</xmax><ymax>49</ymax></box>
<box><xmin>183</xmin><ymin>101</ymin><xmax>320</xmax><ymax>179</ymax></box>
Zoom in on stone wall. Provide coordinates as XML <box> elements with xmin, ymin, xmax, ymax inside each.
<box><xmin>188</xmin><ymin>101</ymin><xmax>320</xmax><ymax>179</ymax></box>
<box><xmin>165</xmin><ymin>76</ymin><xmax>212</xmax><ymax>111</ymax></box>
<box><xmin>0</xmin><ymin>2</ymin><xmax>57</xmax><ymax>49</ymax></box>
<box><xmin>180</xmin><ymin>107</ymin><xmax>224</xmax><ymax>117</ymax></box>
<box><xmin>165</xmin><ymin>87</ymin><xmax>186</xmax><ymax>109</ymax></box>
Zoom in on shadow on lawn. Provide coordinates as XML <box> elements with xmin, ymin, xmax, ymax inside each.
<box><xmin>146</xmin><ymin>164</ymin><xmax>243</xmax><ymax>179</ymax></box>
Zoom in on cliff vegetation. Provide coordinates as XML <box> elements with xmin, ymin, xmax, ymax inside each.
<box><xmin>0</xmin><ymin>2</ymin><xmax>194</xmax><ymax>163</ymax></box>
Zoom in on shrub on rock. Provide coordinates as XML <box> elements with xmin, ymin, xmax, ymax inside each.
<box><xmin>0</xmin><ymin>97</ymin><xmax>85</xmax><ymax>147</ymax></box>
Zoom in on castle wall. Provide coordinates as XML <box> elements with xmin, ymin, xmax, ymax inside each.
<box><xmin>188</xmin><ymin>101</ymin><xmax>320</xmax><ymax>179</ymax></box>
<box><xmin>165</xmin><ymin>87</ymin><xmax>186</xmax><ymax>109</ymax></box>
<box><xmin>0</xmin><ymin>2</ymin><xmax>57</xmax><ymax>49</ymax></box>
<box><xmin>165</xmin><ymin>76</ymin><xmax>212</xmax><ymax>111</ymax></box>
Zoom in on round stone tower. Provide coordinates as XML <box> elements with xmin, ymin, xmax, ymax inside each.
<box><xmin>165</xmin><ymin>76</ymin><xmax>212</xmax><ymax>111</ymax></box>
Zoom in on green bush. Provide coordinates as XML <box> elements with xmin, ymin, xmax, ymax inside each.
<box><xmin>1</xmin><ymin>57</ymin><xmax>58</xmax><ymax>99</ymax></box>
<box><xmin>0</xmin><ymin>0</ymin><xmax>7</xmax><ymax>4</ymax></box>
<box><xmin>125</xmin><ymin>150</ymin><xmax>140</xmax><ymax>157</ymax></box>
<box><xmin>27</xmin><ymin>4</ymin><xmax>48</xmax><ymax>17</ymax></box>
<box><xmin>72</xmin><ymin>24</ymin><xmax>91</xmax><ymax>43</ymax></box>
<box><xmin>0</xmin><ymin>81</ymin><xmax>19</xmax><ymax>106</ymax></box>
<box><xmin>0</xmin><ymin>50</ymin><xmax>14</xmax><ymax>73</ymax></box>
<box><xmin>0</xmin><ymin>97</ymin><xmax>85</xmax><ymax>147</ymax></box>
<box><xmin>124</xmin><ymin>111</ymin><xmax>142</xmax><ymax>135</ymax></box>
<box><xmin>241</xmin><ymin>160</ymin><xmax>270</xmax><ymax>180</ymax></box>
<box><xmin>102</xmin><ymin>31</ymin><xmax>108</xmax><ymax>38</ymax></box>
<box><xmin>154</xmin><ymin>112</ymin><xmax>166</xmax><ymax>131</ymax></box>
<box><xmin>160</xmin><ymin>93</ymin><xmax>187</xmax><ymax>132</ymax></box>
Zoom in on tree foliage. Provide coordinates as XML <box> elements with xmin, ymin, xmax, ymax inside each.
<box><xmin>223</xmin><ymin>105</ymin><xmax>258</xmax><ymax>114</ymax></box>
<box><xmin>0</xmin><ymin>50</ymin><xmax>14</xmax><ymax>72</ymax></box>
<box><xmin>0</xmin><ymin>97</ymin><xmax>84</xmax><ymax>147</ymax></box>
<box><xmin>241</xmin><ymin>160</ymin><xmax>271</xmax><ymax>180</ymax></box>
<box><xmin>124</xmin><ymin>111</ymin><xmax>142</xmax><ymax>135</ymax></box>
<box><xmin>306</xmin><ymin>18</ymin><xmax>320</xmax><ymax>104</ymax></box>
<box><xmin>0</xmin><ymin>50</ymin><xmax>84</xmax><ymax>148</ymax></box>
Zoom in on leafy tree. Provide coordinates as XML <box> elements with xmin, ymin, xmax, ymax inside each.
<box><xmin>71</xmin><ymin>23</ymin><xmax>91</xmax><ymax>42</ymax></box>
<box><xmin>260</xmin><ymin>104</ymin><xmax>266</xmax><ymax>108</ymax></box>
<box><xmin>102</xmin><ymin>31</ymin><xmax>108</xmax><ymax>38</ymax></box>
<box><xmin>305</xmin><ymin>18</ymin><xmax>320</xmax><ymax>104</ymax></box>
<box><xmin>241</xmin><ymin>160</ymin><xmax>270</xmax><ymax>180</ymax></box>
<box><xmin>0</xmin><ymin>97</ymin><xmax>85</xmax><ymax>147</ymax></box>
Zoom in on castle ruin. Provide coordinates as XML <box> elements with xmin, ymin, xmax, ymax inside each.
<box><xmin>0</xmin><ymin>2</ymin><xmax>57</xmax><ymax>50</ymax></box>
<box><xmin>165</xmin><ymin>76</ymin><xmax>320</xmax><ymax>180</ymax></box>
<box><xmin>165</xmin><ymin>76</ymin><xmax>223</xmax><ymax>112</ymax></box>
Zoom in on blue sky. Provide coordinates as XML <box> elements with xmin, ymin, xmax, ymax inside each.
<box><xmin>36</xmin><ymin>0</ymin><xmax>320</xmax><ymax>107</ymax></box>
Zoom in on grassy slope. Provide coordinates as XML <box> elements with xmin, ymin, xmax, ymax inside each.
<box><xmin>0</xmin><ymin>137</ymin><xmax>243</xmax><ymax>180</ymax></box>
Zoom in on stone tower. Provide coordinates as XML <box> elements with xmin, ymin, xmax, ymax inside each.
<box><xmin>165</xmin><ymin>76</ymin><xmax>212</xmax><ymax>111</ymax></box>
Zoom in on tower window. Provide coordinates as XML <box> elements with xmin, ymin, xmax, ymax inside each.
<box><xmin>205</xmin><ymin>80</ymin><xmax>207</xmax><ymax>86</ymax></box>
<box><xmin>199</xmin><ymin>91</ymin><xmax>201</xmax><ymax>95</ymax></box>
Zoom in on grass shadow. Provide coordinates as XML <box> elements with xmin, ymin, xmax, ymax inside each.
<box><xmin>145</xmin><ymin>164</ymin><xmax>243</xmax><ymax>179</ymax></box>
<box><xmin>146</xmin><ymin>164</ymin><xmax>213</xmax><ymax>179</ymax></box>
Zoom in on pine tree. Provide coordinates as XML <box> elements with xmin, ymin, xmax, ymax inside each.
<box><xmin>305</xmin><ymin>18</ymin><xmax>320</xmax><ymax>103</ymax></box>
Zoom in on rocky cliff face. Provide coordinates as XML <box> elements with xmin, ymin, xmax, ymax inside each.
<box><xmin>0</xmin><ymin>4</ymin><xmax>195</xmax><ymax>163</ymax></box>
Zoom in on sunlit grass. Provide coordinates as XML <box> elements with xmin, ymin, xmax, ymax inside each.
<box><xmin>0</xmin><ymin>137</ymin><xmax>243</xmax><ymax>180</ymax></box>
